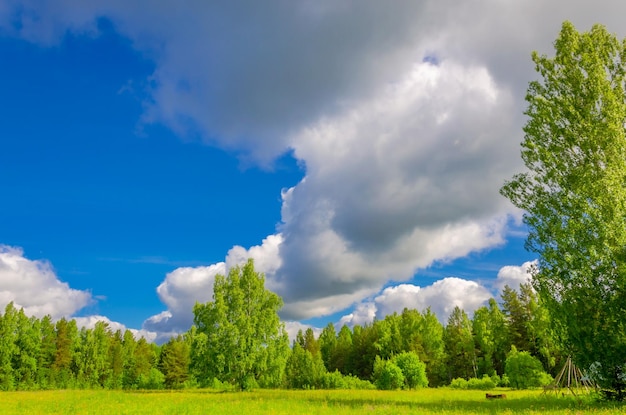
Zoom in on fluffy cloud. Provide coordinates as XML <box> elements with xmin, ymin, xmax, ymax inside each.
<box><xmin>276</xmin><ymin>59</ymin><xmax>514</xmax><ymax>317</ymax></box>
<box><xmin>142</xmin><ymin>263</ymin><xmax>224</xmax><ymax>336</ymax></box>
<box><xmin>337</xmin><ymin>261</ymin><xmax>536</xmax><ymax>327</ymax></box>
<box><xmin>0</xmin><ymin>245</ymin><xmax>92</xmax><ymax>319</ymax></box>
<box><xmin>495</xmin><ymin>260</ymin><xmax>537</xmax><ymax>292</ymax></box>
<box><xmin>5</xmin><ymin>1</ymin><xmax>626</xmax><ymax>331</ymax></box>
<box><xmin>339</xmin><ymin>278</ymin><xmax>492</xmax><ymax>327</ymax></box>
<box><xmin>376</xmin><ymin>279</ymin><xmax>492</xmax><ymax>322</ymax></box>
<box><xmin>337</xmin><ymin>301</ymin><xmax>378</xmax><ymax>328</ymax></box>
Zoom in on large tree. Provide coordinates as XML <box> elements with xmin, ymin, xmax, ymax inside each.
<box><xmin>192</xmin><ymin>259</ymin><xmax>289</xmax><ymax>390</ymax></box>
<box><xmin>443</xmin><ymin>306</ymin><xmax>476</xmax><ymax>381</ymax></box>
<box><xmin>501</xmin><ymin>21</ymin><xmax>626</xmax><ymax>398</ymax></box>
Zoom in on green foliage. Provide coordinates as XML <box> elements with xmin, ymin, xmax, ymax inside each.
<box><xmin>208</xmin><ymin>377</ymin><xmax>235</xmax><ymax>391</ymax></box>
<box><xmin>505</xmin><ymin>347</ymin><xmax>552</xmax><ymax>389</ymax></box>
<box><xmin>393</xmin><ymin>351</ymin><xmax>428</xmax><ymax>389</ymax></box>
<box><xmin>472</xmin><ymin>299</ymin><xmax>510</xmax><ymax>377</ymax></box>
<box><xmin>501</xmin><ymin>21</ymin><xmax>626</xmax><ymax>398</ymax></box>
<box><xmin>318</xmin><ymin>323</ymin><xmax>337</xmax><ymax>372</ymax></box>
<box><xmin>449</xmin><ymin>375</ymin><xmax>497</xmax><ymax>390</ymax></box>
<box><xmin>192</xmin><ymin>259</ymin><xmax>289</xmax><ymax>390</ymax></box>
<box><xmin>284</xmin><ymin>343</ymin><xmax>326</xmax><ymax>389</ymax></box>
<box><xmin>372</xmin><ymin>356</ymin><xmax>404</xmax><ymax>390</ymax></box>
<box><xmin>137</xmin><ymin>367</ymin><xmax>165</xmax><ymax>389</ymax></box>
<box><xmin>443</xmin><ymin>306</ymin><xmax>475</xmax><ymax>381</ymax></box>
<box><xmin>159</xmin><ymin>335</ymin><xmax>190</xmax><ymax>389</ymax></box>
<box><xmin>318</xmin><ymin>370</ymin><xmax>375</xmax><ymax>390</ymax></box>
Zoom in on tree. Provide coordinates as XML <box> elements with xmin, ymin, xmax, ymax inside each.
<box><xmin>284</xmin><ymin>343</ymin><xmax>326</xmax><ymax>389</ymax></box>
<box><xmin>501</xmin><ymin>21</ymin><xmax>626</xmax><ymax>398</ymax></box>
<box><xmin>302</xmin><ymin>328</ymin><xmax>320</xmax><ymax>358</ymax></box>
<box><xmin>13</xmin><ymin>310</ymin><xmax>40</xmax><ymax>389</ymax></box>
<box><xmin>159</xmin><ymin>335</ymin><xmax>190</xmax><ymax>389</ymax></box>
<box><xmin>331</xmin><ymin>325</ymin><xmax>352</xmax><ymax>375</ymax></box>
<box><xmin>38</xmin><ymin>315</ymin><xmax>57</xmax><ymax>389</ymax></box>
<box><xmin>501</xmin><ymin>285</ymin><xmax>531</xmax><ymax>352</ymax></box>
<box><xmin>420</xmin><ymin>308</ymin><xmax>446</xmax><ymax>386</ymax></box>
<box><xmin>399</xmin><ymin>308</ymin><xmax>424</xmax><ymax>354</ymax></box>
<box><xmin>75</xmin><ymin>322</ymin><xmax>111</xmax><ymax>387</ymax></box>
<box><xmin>192</xmin><ymin>259</ymin><xmax>289</xmax><ymax>390</ymax></box>
<box><xmin>443</xmin><ymin>306</ymin><xmax>476</xmax><ymax>381</ymax></box>
<box><xmin>318</xmin><ymin>323</ymin><xmax>337</xmax><ymax>371</ymax></box>
<box><xmin>52</xmin><ymin>318</ymin><xmax>78</xmax><ymax>388</ymax></box>
<box><xmin>0</xmin><ymin>303</ymin><xmax>18</xmax><ymax>390</ymax></box>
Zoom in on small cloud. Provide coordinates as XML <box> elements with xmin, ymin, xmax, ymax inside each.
<box><xmin>494</xmin><ymin>260</ymin><xmax>537</xmax><ymax>292</ymax></box>
<box><xmin>337</xmin><ymin>301</ymin><xmax>377</xmax><ymax>328</ymax></box>
<box><xmin>283</xmin><ymin>321</ymin><xmax>322</xmax><ymax>344</ymax></box>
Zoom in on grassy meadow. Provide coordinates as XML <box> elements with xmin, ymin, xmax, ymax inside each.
<box><xmin>0</xmin><ymin>388</ymin><xmax>624</xmax><ymax>415</ymax></box>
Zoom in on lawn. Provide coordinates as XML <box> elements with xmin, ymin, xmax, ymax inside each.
<box><xmin>0</xmin><ymin>388</ymin><xmax>623</xmax><ymax>414</ymax></box>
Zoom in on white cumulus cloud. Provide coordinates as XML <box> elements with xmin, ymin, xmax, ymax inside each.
<box><xmin>0</xmin><ymin>245</ymin><xmax>92</xmax><ymax>319</ymax></box>
<box><xmin>495</xmin><ymin>260</ymin><xmax>537</xmax><ymax>292</ymax></box>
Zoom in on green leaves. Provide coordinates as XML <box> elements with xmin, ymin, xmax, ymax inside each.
<box><xmin>191</xmin><ymin>259</ymin><xmax>289</xmax><ymax>390</ymax></box>
<box><xmin>501</xmin><ymin>21</ymin><xmax>626</xmax><ymax>397</ymax></box>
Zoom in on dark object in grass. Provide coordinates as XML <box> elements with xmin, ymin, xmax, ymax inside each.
<box><xmin>485</xmin><ymin>393</ymin><xmax>506</xmax><ymax>399</ymax></box>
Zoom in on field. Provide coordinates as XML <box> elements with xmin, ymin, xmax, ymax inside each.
<box><xmin>0</xmin><ymin>388</ymin><xmax>624</xmax><ymax>414</ymax></box>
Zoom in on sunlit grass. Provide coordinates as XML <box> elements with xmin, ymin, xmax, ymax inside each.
<box><xmin>0</xmin><ymin>388</ymin><xmax>623</xmax><ymax>414</ymax></box>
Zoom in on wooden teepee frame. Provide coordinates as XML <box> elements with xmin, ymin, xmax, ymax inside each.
<box><xmin>542</xmin><ymin>356</ymin><xmax>595</xmax><ymax>397</ymax></box>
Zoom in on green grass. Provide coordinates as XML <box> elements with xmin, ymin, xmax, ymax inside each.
<box><xmin>0</xmin><ymin>388</ymin><xmax>623</xmax><ymax>414</ymax></box>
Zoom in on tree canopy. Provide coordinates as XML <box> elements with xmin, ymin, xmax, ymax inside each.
<box><xmin>191</xmin><ymin>259</ymin><xmax>289</xmax><ymax>390</ymax></box>
<box><xmin>501</xmin><ymin>21</ymin><xmax>626</xmax><ymax>398</ymax></box>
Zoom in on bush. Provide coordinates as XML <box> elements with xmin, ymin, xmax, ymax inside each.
<box><xmin>505</xmin><ymin>347</ymin><xmax>553</xmax><ymax>389</ymax></box>
<box><xmin>373</xmin><ymin>357</ymin><xmax>404</xmax><ymax>390</ymax></box>
<box><xmin>393</xmin><ymin>352</ymin><xmax>428</xmax><ymax>389</ymax></box>
<box><xmin>469</xmin><ymin>375</ymin><xmax>496</xmax><ymax>390</ymax></box>
<box><xmin>137</xmin><ymin>368</ymin><xmax>165</xmax><ymax>390</ymax></box>
<box><xmin>209</xmin><ymin>377</ymin><xmax>235</xmax><ymax>391</ymax></box>
<box><xmin>319</xmin><ymin>371</ymin><xmax>375</xmax><ymax>390</ymax></box>
<box><xmin>450</xmin><ymin>375</ymin><xmax>497</xmax><ymax>390</ymax></box>
<box><xmin>449</xmin><ymin>378</ymin><xmax>468</xmax><ymax>389</ymax></box>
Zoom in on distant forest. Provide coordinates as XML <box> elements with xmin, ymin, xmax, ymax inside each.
<box><xmin>0</xmin><ymin>276</ymin><xmax>559</xmax><ymax>391</ymax></box>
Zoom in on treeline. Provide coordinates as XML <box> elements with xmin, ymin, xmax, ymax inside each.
<box><xmin>0</xmin><ymin>275</ymin><xmax>560</xmax><ymax>391</ymax></box>
<box><xmin>283</xmin><ymin>283</ymin><xmax>559</xmax><ymax>389</ymax></box>
<box><xmin>0</xmin><ymin>302</ymin><xmax>193</xmax><ymax>390</ymax></box>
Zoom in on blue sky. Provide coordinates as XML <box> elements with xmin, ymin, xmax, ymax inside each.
<box><xmin>0</xmin><ymin>2</ymin><xmax>622</xmax><ymax>342</ymax></box>
<box><xmin>1</xmin><ymin>22</ymin><xmax>303</xmax><ymax>329</ymax></box>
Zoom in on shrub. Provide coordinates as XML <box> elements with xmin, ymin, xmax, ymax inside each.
<box><xmin>137</xmin><ymin>368</ymin><xmax>165</xmax><ymax>390</ymax></box>
<box><xmin>468</xmin><ymin>375</ymin><xmax>496</xmax><ymax>390</ymax></box>
<box><xmin>505</xmin><ymin>346</ymin><xmax>552</xmax><ymax>389</ymax></box>
<box><xmin>449</xmin><ymin>378</ymin><xmax>468</xmax><ymax>389</ymax></box>
<box><xmin>373</xmin><ymin>357</ymin><xmax>404</xmax><ymax>390</ymax></box>
<box><xmin>320</xmin><ymin>371</ymin><xmax>375</xmax><ymax>390</ymax></box>
<box><xmin>393</xmin><ymin>352</ymin><xmax>428</xmax><ymax>389</ymax></box>
<box><xmin>450</xmin><ymin>375</ymin><xmax>497</xmax><ymax>390</ymax></box>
